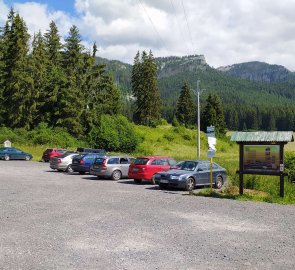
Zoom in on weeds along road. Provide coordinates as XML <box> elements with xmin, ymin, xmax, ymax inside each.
<box><xmin>0</xmin><ymin>161</ymin><xmax>294</xmax><ymax>270</ymax></box>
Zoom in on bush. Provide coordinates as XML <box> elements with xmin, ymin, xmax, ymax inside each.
<box><xmin>88</xmin><ymin>115</ymin><xmax>140</xmax><ymax>152</ymax></box>
<box><xmin>285</xmin><ymin>152</ymin><xmax>295</xmax><ymax>182</ymax></box>
<box><xmin>25</xmin><ymin>123</ymin><xmax>79</xmax><ymax>147</ymax></box>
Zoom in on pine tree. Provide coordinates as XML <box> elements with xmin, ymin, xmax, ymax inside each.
<box><xmin>1</xmin><ymin>10</ymin><xmax>33</xmax><ymax>129</ymax></box>
<box><xmin>131</xmin><ymin>50</ymin><xmax>161</xmax><ymax>126</ymax></box>
<box><xmin>175</xmin><ymin>82</ymin><xmax>196</xmax><ymax>127</ymax></box>
<box><xmin>201</xmin><ymin>94</ymin><xmax>226</xmax><ymax>136</ymax></box>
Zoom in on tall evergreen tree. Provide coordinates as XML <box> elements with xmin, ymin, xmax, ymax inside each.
<box><xmin>131</xmin><ymin>50</ymin><xmax>161</xmax><ymax>126</ymax></box>
<box><xmin>57</xmin><ymin>25</ymin><xmax>85</xmax><ymax>136</ymax></box>
<box><xmin>1</xmin><ymin>10</ymin><xmax>33</xmax><ymax>129</ymax></box>
<box><xmin>43</xmin><ymin>21</ymin><xmax>65</xmax><ymax>126</ymax></box>
<box><xmin>201</xmin><ymin>94</ymin><xmax>226</xmax><ymax>136</ymax></box>
<box><xmin>29</xmin><ymin>31</ymin><xmax>47</xmax><ymax>126</ymax></box>
<box><xmin>175</xmin><ymin>82</ymin><xmax>196</xmax><ymax>127</ymax></box>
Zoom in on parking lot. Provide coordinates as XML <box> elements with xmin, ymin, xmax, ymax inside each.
<box><xmin>0</xmin><ymin>161</ymin><xmax>294</xmax><ymax>269</ymax></box>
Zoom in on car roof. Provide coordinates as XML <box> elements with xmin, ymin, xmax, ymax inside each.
<box><xmin>136</xmin><ymin>156</ymin><xmax>172</xmax><ymax>159</ymax></box>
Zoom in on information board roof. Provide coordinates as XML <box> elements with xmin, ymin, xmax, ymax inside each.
<box><xmin>231</xmin><ymin>131</ymin><xmax>294</xmax><ymax>142</ymax></box>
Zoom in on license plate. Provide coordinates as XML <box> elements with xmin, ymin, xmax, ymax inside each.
<box><xmin>160</xmin><ymin>180</ymin><xmax>168</xmax><ymax>184</ymax></box>
<box><xmin>132</xmin><ymin>168</ymin><xmax>139</xmax><ymax>172</ymax></box>
<box><xmin>73</xmin><ymin>161</ymin><xmax>79</xmax><ymax>164</ymax></box>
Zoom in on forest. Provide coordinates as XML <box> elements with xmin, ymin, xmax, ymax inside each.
<box><xmin>1</xmin><ymin>8</ymin><xmax>295</xmax><ymax>142</ymax></box>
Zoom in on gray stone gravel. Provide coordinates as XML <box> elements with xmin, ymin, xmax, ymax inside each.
<box><xmin>0</xmin><ymin>161</ymin><xmax>294</xmax><ymax>270</ymax></box>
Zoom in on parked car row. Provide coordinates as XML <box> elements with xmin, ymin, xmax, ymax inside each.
<box><xmin>48</xmin><ymin>150</ymin><xmax>227</xmax><ymax>191</ymax></box>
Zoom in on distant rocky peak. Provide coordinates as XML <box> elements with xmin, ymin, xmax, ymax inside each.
<box><xmin>156</xmin><ymin>54</ymin><xmax>208</xmax><ymax>78</ymax></box>
<box><xmin>217</xmin><ymin>61</ymin><xmax>290</xmax><ymax>83</ymax></box>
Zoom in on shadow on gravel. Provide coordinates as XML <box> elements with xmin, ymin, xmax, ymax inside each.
<box><xmin>118</xmin><ymin>180</ymin><xmax>155</xmax><ymax>185</ymax></box>
<box><xmin>145</xmin><ymin>186</ymin><xmax>187</xmax><ymax>195</ymax></box>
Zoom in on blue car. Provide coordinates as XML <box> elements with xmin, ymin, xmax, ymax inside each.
<box><xmin>154</xmin><ymin>160</ymin><xmax>226</xmax><ymax>191</ymax></box>
<box><xmin>71</xmin><ymin>153</ymin><xmax>108</xmax><ymax>174</ymax></box>
<box><xmin>0</xmin><ymin>147</ymin><xmax>33</xmax><ymax>161</ymax></box>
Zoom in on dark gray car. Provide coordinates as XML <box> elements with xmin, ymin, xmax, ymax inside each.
<box><xmin>90</xmin><ymin>156</ymin><xmax>135</xmax><ymax>180</ymax></box>
<box><xmin>154</xmin><ymin>160</ymin><xmax>226</xmax><ymax>191</ymax></box>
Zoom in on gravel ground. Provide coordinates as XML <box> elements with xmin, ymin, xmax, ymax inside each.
<box><xmin>0</xmin><ymin>161</ymin><xmax>294</xmax><ymax>270</ymax></box>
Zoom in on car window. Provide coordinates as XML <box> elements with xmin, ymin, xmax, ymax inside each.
<box><xmin>212</xmin><ymin>163</ymin><xmax>219</xmax><ymax>169</ymax></box>
<box><xmin>85</xmin><ymin>155</ymin><xmax>94</xmax><ymax>160</ymax></box>
<box><xmin>134</xmin><ymin>158</ymin><xmax>149</xmax><ymax>165</ymax></box>
<box><xmin>108</xmin><ymin>158</ymin><xmax>119</xmax><ymax>164</ymax></box>
<box><xmin>151</xmin><ymin>159</ymin><xmax>159</xmax><ymax>165</ymax></box>
<box><xmin>180</xmin><ymin>161</ymin><xmax>197</xmax><ymax>171</ymax></box>
<box><xmin>168</xmin><ymin>159</ymin><xmax>177</xmax><ymax>166</ymax></box>
<box><xmin>120</xmin><ymin>158</ymin><xmax>129</xmax><ymax>164</ymax></box>
<box><xmin>198</xmin><ymin>163</ymin><xmax>209</xmax><ymax>171</ymax></box>
<box><xmin>158</xmin><ymin>159</ymin><xmax>169</xmax><ymax>166</ymax></box>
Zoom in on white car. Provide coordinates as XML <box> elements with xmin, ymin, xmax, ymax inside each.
<box><xmin>50</xmin><ymin>152</ymin><xmax>78</xmax><ymax>172</ymax></box>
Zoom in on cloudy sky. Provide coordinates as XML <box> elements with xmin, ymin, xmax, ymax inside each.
<box><xmin>1</xmin><ymin>0</ymin><xmax>295</xmax><ymax>71</ymax></box>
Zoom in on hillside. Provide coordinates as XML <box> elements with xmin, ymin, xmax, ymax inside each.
<box><xmin>96</xmin><ymin>55</ymin><xmax>295</xmax><ymax>130</ymax></box>
<box><xmin>217</xmin><ymin>61</ymin><xmax>293</xmax><ymax>83</ymax></box>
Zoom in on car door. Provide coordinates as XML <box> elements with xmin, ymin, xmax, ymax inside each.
<box><xmin>11</xmin><ymin>148</ymin><xmax>25</xmax><ymax>160</ymax></box>
<box><xmin>196</xmin><ymin>162</ymin><xmax>210</xmax><ymax>184</ymax></box>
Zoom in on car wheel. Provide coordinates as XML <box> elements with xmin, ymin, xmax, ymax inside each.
<box><xmin>4</xmin><ymin>155</ymin><xmax>10</xmax><ymax>161</ymax></box>
<box><xmin>151</xmin><ymin>175</ymin><xmax>156</xmax><ymax>185</ymax></box>
<box><xmin>184</xmin><ymin>177</ymin><xmax>195</xmax><ymax>191</ymax></box>
<box><xmin>66</xmin><ymin>165</ymin><xmax>74</xmax><ymax>173</ymax></box>
<box><xmin>25</xmin><ymin>155</ymin><xmax>31</xmax><ymax>161</ymax></box>
<box><xmin>134</xmin><ymin>179</ymin><xmax>142</xmax><ymax>184</ymax></box>
<box><xmin>215</xmin><ymin>176</ymin><xmax>223</xmax><ymax>189</ymax></box>
<box><xmin>112</xmin><ymin>170</ymin><xmax>122</xmax><ymax>181</ymax></box>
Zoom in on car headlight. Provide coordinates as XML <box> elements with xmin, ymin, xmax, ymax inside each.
<box><xmin>170</xmin><ymin>175</ymin><xmax>180</xmax><ymax>180</ymax></box>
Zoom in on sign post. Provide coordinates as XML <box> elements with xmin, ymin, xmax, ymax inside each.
<box><xmin>206</xmin><ymin>126</ymin><xmax>216</xmax><ymax>192</ymax></box>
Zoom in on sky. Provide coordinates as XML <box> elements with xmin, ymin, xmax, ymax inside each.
<box><xmin>1</xmin><ymin>0</ymin><xmax>295</xmax><ymax>71</ymax></box>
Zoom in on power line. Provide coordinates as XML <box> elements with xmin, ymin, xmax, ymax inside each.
<box><xmin>169</xmin><ymin>0</ymin><xmax>191</xmax><ymax>55</ymax></box>
<box><xmin>181</xmin><ymin>0</ymin><xmax>195</xmax><ymax>54</ymax></box>
<box><xmin>137</xmin><ymin>0</ymin><xmax>169</xmax><ymax>52</ymax></box>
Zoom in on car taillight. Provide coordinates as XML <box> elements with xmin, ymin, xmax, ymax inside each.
<box><xmin>57</xmin><ymin>158</ymin><xmax>62</xmax><ymax>163</ymax></box>
<box><xmin>140</xmin><ymin>167</ymin><xmax>146</xmax><ymax>172</ymax></box>
<box><xmin>80</xmin><ymin>159</ymin><xmax>85</xmax><ymax>165</ymax></box>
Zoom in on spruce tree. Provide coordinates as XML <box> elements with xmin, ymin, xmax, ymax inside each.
<box><xmin>201</xmin><ymin>94</ymin><xmax>226</xmax><ymax>136</ymax></box>
<box><xmin>175</xmin><ymin>82</ymin><xmax>196</xmax><ymax>127</ymax></box>
<box><xmin>131</xmin><ymin>50</ymin><xmax>161</xmax><ymax>126</ymax></box>
<box><xmin>1</xmin><ymin>10</ymin><xmax>33</xmax><ymax>129</ymax></box>
<box><xmin>30</xmin><ymin>31</ymin><xmax>47</xmax><ymax>126</ymax></box>
<box><xmin>57</xmin><ymin>25</ymin><xmax>85</xmax><ymax>136</ymax></box>
<box><xmin>43</xmin><ymin>21</ymin><xmax>65</xmax><ymax>127</ymax></box>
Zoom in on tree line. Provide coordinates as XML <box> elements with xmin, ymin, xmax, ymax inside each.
<box><xmin>0</xmin><ymin>9</ymin><xmax>121</xmax><ymax>138</ymax></box>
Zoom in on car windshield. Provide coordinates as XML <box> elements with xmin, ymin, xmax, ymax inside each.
<box><xmin>176</xmin><ymin>161</ymin><xmax>198</xmax><ymax>171</ymax></box>
<box><xmin>134</xmin><ymin>158</ymin><xmax>149</xmax><ymax>165</ymax></box>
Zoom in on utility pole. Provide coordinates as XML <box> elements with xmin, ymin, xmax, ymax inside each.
<box><xmin>197</xmin><ymin>80</ymin><xmax>201</xmax><ymax>159</ymax></box>
<box><xmin>192</xmin><ymin>80</ymin><xmax>204</xmax><ymax>159</ymax></box>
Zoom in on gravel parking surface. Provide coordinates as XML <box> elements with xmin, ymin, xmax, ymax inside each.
<box><xmin>0</xmin><ymin>161</ymin><xmax>294</xmax><ymax>270</ymax></box>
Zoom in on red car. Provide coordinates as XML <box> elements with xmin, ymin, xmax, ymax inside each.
<box><xmin>128</xmin><ymin>156</ymin><xmax>177</xmax><ymax>184</ymax></box>
<box><xmin>42</xmin><ymin>148</ymin><xmax>66</xmax><ymax>162</ymax></box>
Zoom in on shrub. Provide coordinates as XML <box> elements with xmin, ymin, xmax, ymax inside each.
<box><xmin>163</xmin><ymin>133</ymin><xmax>174</xmax><ymax>141</ymax></box>
<box><xmin>88</xmin><ymin>115</ymin><xmax>140</xmax><ymax>152</ymax></box>
<box><xmin>285</xmin><ymin>152</ymin><xmax>295</xmax><ymax>182</ymax></box>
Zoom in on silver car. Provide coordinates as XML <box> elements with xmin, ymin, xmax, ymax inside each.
<box><xmin>50</xmin><ymin>152</ymin><xmax>79</xmax><ymax>172</ymax></box>
<box><xmin>90</xmin><ymin>156</ymin><xmax>134</xmax><ymax>180</ymax></box>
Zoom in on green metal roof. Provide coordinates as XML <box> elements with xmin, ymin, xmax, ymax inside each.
<box><xmin>231</xmin><ymin>131</ymin><xmax>294</xmax><ymax>142</ymax></box>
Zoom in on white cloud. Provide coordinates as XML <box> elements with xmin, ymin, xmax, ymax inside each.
<box><xmin>1</xmin><ymin>0</ymin><xmax>295</xmax><ymax>71</ymax></box>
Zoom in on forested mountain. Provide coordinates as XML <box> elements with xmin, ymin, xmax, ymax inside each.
<box><xmin>217</xmin><ymin>61</ymin><xmax>294</xmax><ymax>83</ymax></box>
<box><xmin>97</xmin><ymin>55</ymin><xmax>295</xmax><ymax>131</ymax></box>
